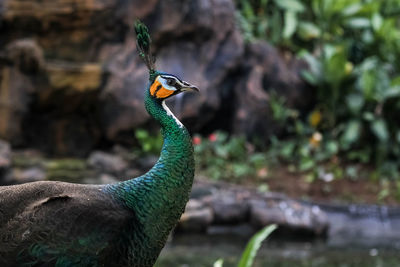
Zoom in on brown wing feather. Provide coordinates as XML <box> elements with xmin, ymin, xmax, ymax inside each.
<box><xmin>0</xmin><ymin>181</ymin><xmax>135</xmax><ymax>266</ymax></box>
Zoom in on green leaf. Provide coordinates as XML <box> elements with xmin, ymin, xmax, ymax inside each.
<box><xmin>383</xmin><ymin>86</ymin><xmax>400</xmax><ymax>100</ymax></box>
<box><xmin>299</xmin><ymin>157</ymin><xmax>315</xmax><ymax>171</ymax></box>
<box><xmin>299</xmin><ymin>143</ymin><xmax>311</xmax><ymax>157</ymax></box>
<box><xmin>300</xmin><ymin>52</ymin><xmax>321</xmax><ymax>80</ymax></box>
<box><xmin>324</xmin><ymin>49</ymin><xmax>347</xmax><ymax>84</ymax></box>
<box><xmin>250</xmin><ymin>153</ymin><xmax>267</xmax><ymax>168</ymax></box>
<box><xmin>214</xmin><ymin>259</ymin><xmax>224</xmax><ymax>267</ymax></box>
<box><xmin>242</xmin><ymin>1</ymin><xmax>255</xmax><ymax>19</ymax></box>
<box><xmin>378</xmin><ymin>188</ymin><xmax>389</xmax><ymax>201</ymax></box>
<box><xmin>391</xmin><ymin>76</ymin><xmax>400</xmax><ymax>86</ymax></box>
<box><xmin>341</xmin><ymin>3</ymin><xmax>363</xmax><ymax>17</ymax></box>
<box><xmin>283</xmin><ymin>11</ymin><xmax>297</xmax><ymax>39</ymax></box>
<box><xmin>371</xmin><ymin>12</ymin><xmax>383</xmax><ymax>31</ymax></box>
<box><xmin>346</xmin><ymin>93</ymin><xmax>364</xmax><ymax>114</ymax></box>
<box><xmin>298</xmin><ymin>22</ymin><xmax>321</xmax><ymax>40</ymax></box>
<box><xmin>215</xmin><ymin>146</ymin><xmax>229</xmax><ymax>158</ymax></box>
<box><xmin>301</xmin><ymin>70</ymin><xmax>318</xmax><ymax>85</ymax></box>
<box><xmin>258</xmin><ymin>183</ymin><xmax>270</xmax><ymax>193</ymax></box>
<box><xmin>238</xmin><ymin>225</ymin><xmax>277</xmax><ymax>267</ymax></box>
<box><xmin>357</xmin><ymin>59</ymin><xmax>385</xmax><ymax>101</ymax></box>
<box><xmin>274</xmin><ymin>0</ymin><xmax>305</xmax><ymax>12</ymax></box>
<box><xmin>232</xmin><ymin>163</ymin><xmax>252</xmax><ymax>178</ymax></box>
<box><xmin>280</xmin><ymin>141</ymin><xmax>295</xmax><ymax>159</ymax></box>
<box><xmin>325</xmin><ymin>140</ymin><xmax>339</xmax><ymax>155</ymax></box>
<box><xmin>363</xmin><ymin>112</ymin><xmax>375</xmax><ymax>121</ymax></box>
<box><xmin>371</xmin><ymin>119</ymin><xmax>389</xmax><ymax>142</ymax></box>
<box><xmin>330</xmin><ymin>0</ymin><xmax>363</xmax><ymax>14</ymax></box>
<box><xmin>345</xmin><ymin>18</ymin><xmax>371</xmax><ymax>29</ymax></box>
<box><xmin>347</xmin><ymin>149</ymin><xmax>370</xmax><ymax>163</ymax></box>
<box><xmin>270</xmin><ymin>10</ymin><xmax>282</xmax><ymax>43</ymax></box>
<box><xmin>345</xmin><ymin>166</ymin><xmax>358</xmax><ymax>179</ymax></box>
<box><xmin>135</xmin><ymin>129</ymin><xmax>149</xmax><ymax>139</ymax></box>
<box><xmin>341</xmin><ymin>120</ymin><xmax>361</xmax><ymax>148</ymax></box>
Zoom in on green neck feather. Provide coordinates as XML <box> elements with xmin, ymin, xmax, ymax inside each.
<box><xmin>104</xmin><ymin>82</ymin><xmax>195</xmax><ymax>263</ymax></box>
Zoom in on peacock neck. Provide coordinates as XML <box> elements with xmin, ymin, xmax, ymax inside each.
<box><xmin>104</xmin><ymin>85</ymin><xmax>194</xmax><ymax>262</ymax></box>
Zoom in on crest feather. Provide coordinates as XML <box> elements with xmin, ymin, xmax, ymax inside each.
<box><xmin>134</xmin><ymin>20</ymin><xmax>155</xmax><ymax>73</ymax></box>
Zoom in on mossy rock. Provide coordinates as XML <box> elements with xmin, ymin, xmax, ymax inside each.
<box><xmin>45</xmin><ymin>158</ymin><xmax>87</xmax><ymax>170</ymax></box>
<box><xmin>12</xmin><ymin>154</ymin><xmax>45</xmax><ymax>168</ymax></box>
<box><xmin>45</xmin><ymin>158</ymin><xmax>91</xmax><ymax>183</ymax></box>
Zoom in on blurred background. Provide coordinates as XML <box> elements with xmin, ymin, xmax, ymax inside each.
<box><xmin>1</xmin><ymin>0</ymin><xmax>400</xmax><ymax>266</ymax></box>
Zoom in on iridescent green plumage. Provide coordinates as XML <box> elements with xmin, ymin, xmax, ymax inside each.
<box><xmin>134</xmin><ymin>20</ymin><xmax>155</xmax><ymax>73</ymax></box>
<box><xmin>0</xmin><ymin>21</ymin><xmax>196</xmax><ymax>267</ymax></box>
<box><xmin>103</xmin><ymin>85</ymin><xmax>195</xmax><ymax>265</ymax></box>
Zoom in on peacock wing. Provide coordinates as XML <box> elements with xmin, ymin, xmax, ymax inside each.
<box><xmin>0</xmin><ymin>182</ymin><xmax>135</xmax><ymax>266</ymax></box>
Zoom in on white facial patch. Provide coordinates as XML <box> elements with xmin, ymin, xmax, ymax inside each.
<box><xmin>162</xmin><ymin>101</ymin><xmax>184</xmax><ymax>128</ymax></box>
<box><xmin>158</xmin><ymin>75</ymin><xmax>179</xmax><ymax>91</ymax></box>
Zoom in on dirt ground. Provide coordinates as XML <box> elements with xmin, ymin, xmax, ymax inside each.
<box><xmin>248</xmin><ymin>167</ymin><xmax>400</xmax><ymax>206</ymax></box>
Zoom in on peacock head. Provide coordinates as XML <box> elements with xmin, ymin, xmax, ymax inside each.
<box><xmin>135</xmin><ymin>21</ymin><xmax>199</xmax><ymax>100</ymax></box>
<box><xmin>149</xmin><ymin>72</ymin><xmax>198</xmax><ymax>100</ymax></box>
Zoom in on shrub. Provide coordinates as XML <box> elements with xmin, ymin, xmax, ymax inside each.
<box><xmin>236</xmin><ymin>0</ymin><xmax>400</xmax><ymax>180</ymax></box>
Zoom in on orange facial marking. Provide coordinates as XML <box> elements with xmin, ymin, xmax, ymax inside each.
<box><xmin>156</xmin><ymin>87</ymin><xmax>175</xmax><ymax>98</ymax></box>
<box><xmin>150</xmin><ymin>80</ymin><xmax>162</xmax><ymax>96</ymax></box>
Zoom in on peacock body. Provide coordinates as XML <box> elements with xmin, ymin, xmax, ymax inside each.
<box><xmin>0</xmin><ymin>21</ymin><xmax>198</xmax><ymax>267</ymax></box>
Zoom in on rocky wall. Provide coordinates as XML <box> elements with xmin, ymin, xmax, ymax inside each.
<box><xmin>0</xmin><ymin>0</ymin><xmax>312</xmax><ymax>156</ymax></box>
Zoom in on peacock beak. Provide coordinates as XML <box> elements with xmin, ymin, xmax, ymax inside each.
<box><xmin>181</xmin><ymin>81</ymin><xmax>199</xmax><ymax>92</ymax></box>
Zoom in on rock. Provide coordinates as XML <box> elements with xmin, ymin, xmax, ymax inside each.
<box><xmin>5</xmin><ymin>39</ymin><xmax>45</xmax><ymax>74</ymax></box>
<box><xmin>179</xmin><ymin>199</ymin><xmax>213</xmax><ymax>232</ymax></box>
<box><xmin>207</xmin><ymin>224</ymin><xmax>254</xmax><ymax>237</ymax></box>
<box><xmin>5</xmin><ymin>167</ymin><xmax>46</xmax><ymax>184</ymax></box>
<box><xmin>249</xmin><ymin>199</ymin><xmax>328</xmax><ymax>235</ymax></box>
<box><xmin>1</xmin><ymin>0</ymin><xmax>157</xmax><ymax>61</ymax></box>
<box><xmin>112</xmin><ymin>145</ymin><xmax>138</xmax><ymax>162</ymax></box>
<box><xmin>250</xmin><ymin>200</ymin><xmax>287</xmax><ymax>226</ymax></box>
<box><xmin>87</xmin><ymin>151</ymin><xmax>128</xmax><ymax>175</ymax></box>
<box><xmin>0</xmin><ymin>0</ymin><xmax>157</xmax><ymax>155</ymax></box>
<box><xmin>11</xmin><ymin>149</ymin><xmax>45</xmax><ymax>168</ymax></box>
<box><xmin>135</xmin><ymin>155</ymin><xmax>158</xmax><ymax>171</ymax></box>
<box><xmin>324</xmin><ymin>204</ymin><xmax>400</xmax><ymax>247</ymax></box>
<box><xmin>124</xmin><ymin>168</ymin><xmax>142</xmax><ymax>179</ymax></box>
<box><xmin>0</xmin><ymin>140</ymin><xmax>11</xmax><ymax>184</ymax></box>
<box><xmin>83</xmin><ymin>173</ymin><xmax>119</xmax><ymax>185</ymax></box>
<box><xmin>0</xmin><ymin>50</ymin><xmax>37</xmax><ymax>145</ymax></box>
<box><xmin>0</xmin><ymin>0</ymin><xmax>245</xmax><ymax>152</ymax></box>
<box><xmin>0</xmin><ymin>39</ymin><xmax>103</xmax><ymax>156</ymax></box>
<box><xmin>0</xmin><ymin>0</ymin><xmax>312</xmax><ymax>154</ymax></box>
<box><xmin>0</xmin><ymin>140</ymin><xmax>11</xmax><ymax>170</ymax></box>
<box><xmin>46</xmin><ymin>62</ymin><xmax>101</xmax><ymax>92</ymax></box>
<box><xmin>190</xmin><ymin>182</ymin><xmax>215</xmax><ymax>199</ymax></box>
<box><xmin>232</xmin><ymin>42</ymin><xmax>313</xmax><ymax>139</ymax></box>
<box><xmin>212</xmin><ymin>195</ymin><xmax>249</xmax><ymax>224</ymax></box>
<box><xmin>45</xmin><ymin>158</ymin><xmax>90</xmax><ymax>183</ymax></box>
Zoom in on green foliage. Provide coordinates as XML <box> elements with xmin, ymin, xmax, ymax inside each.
<box><xmin>237</xmin><ymin>225</ymin><xmax>277</xmax><ymax>267</ymax></box>
<box><xmin>213</xmin><ymin>224</ymin><xmax>277</xmax><ymax>267</ymax></box>
<box><xmin>134</xmin><ymin>129</ymin><xmax>163</xmax><ymax>155</ymax></box>
<box><xmin>236</xmin><ymin>0</ymin><xmax>400</xmax><ymax>180</ymax></box>
<box><xmin>213</xmin><ymin>258</ymin><xmax>224</xmax><ymax>267</ymax></box>
<box><xmin>194</xmin><ymin>132</ymin><xmax>268</xmax><ymax>181</ymax></box>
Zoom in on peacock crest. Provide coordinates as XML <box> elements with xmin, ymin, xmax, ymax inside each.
<box><xmin>134</xmin><ymin>20</ymin><xmax>156</xmax><ymax>75</ymax></box>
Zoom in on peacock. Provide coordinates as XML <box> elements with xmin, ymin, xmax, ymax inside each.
<box><xmin>0</xmin><ymin>21</ymin><xmax>198</xmax><ymax>267</ymax></box>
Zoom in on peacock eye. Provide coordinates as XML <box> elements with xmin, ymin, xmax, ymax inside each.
<box><xmin>167</xmin><ymin>79</ymin><xmax>176</xmax><ymax>86</ymax></box>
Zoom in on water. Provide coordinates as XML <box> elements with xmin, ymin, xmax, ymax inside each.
<box><xmin>156</xmin><ymin>233</ymin><xmax>400</xmax><ymax>267</ymax></box>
